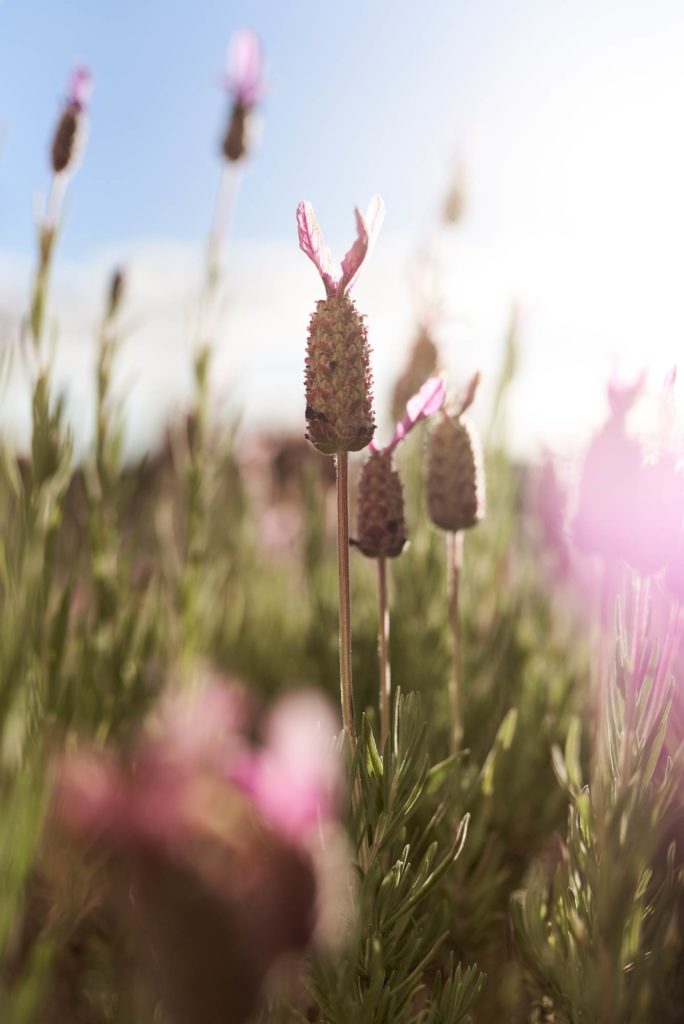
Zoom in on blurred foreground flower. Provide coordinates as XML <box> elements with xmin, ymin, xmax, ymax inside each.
<box><xmin>54</xmin><ymin>682</ymin><xmax>345</xmax><ymax>1024</ymax></box>
<box><xmin>571</xmin><ymin>373</ymin><xmax>644</xmax><ymax>563</ymax></box>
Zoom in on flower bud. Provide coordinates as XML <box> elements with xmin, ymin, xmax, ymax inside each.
<box><xmin>50</xmin><ymin>66</ymin><xmax>91</xmax><ymax>175</ymax></box>
<box><xmin>354</xmin><ymin>451</ymin><xmax>407</xmax><ymax>558</ymax></box>
<box><xmin>305</xmin><ymin>294</ymin><xmax>374</xmax><ymax>455</ymax></box>
<box><xmin>426</xmin><ymin>413</ymin><xmax>485</xmax><ymax>532</ymax></box>
<box><xmin>107</xmin><ymin>267</ymin><xmax>125</xmax><ymax>318</ymax></box>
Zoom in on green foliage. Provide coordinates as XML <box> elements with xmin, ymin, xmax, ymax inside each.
<box><xmin>300</xmin><ymin>693</ymin><xmax>484</xmax><ymax>1024</ymax></box>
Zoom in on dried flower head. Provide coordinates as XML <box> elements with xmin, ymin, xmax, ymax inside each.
<box><xmin>426</xmin><ymin>374</ymin><xmax>485</xmax><ymax>533</ymax></box>
<box><xmin>298</xmin><ymin>196</ymin><xmax>384</xmax><ymax>454</ymax></box>
<box><xmin>51</xmin><ymin>64</ymin><xmax>92</xmax><ymax>175</ymax></box>
<box><xmin>355</xmin><ymin>378</ymin><xmax>445</xmax><ymax>558</ymax></box>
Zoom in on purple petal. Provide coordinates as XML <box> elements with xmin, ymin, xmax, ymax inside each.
<box><xmin>224</xmin><ymin>28</ymin><xmax>264</xmax><ymax>105</ymax></box>
<box><xmin>67</xmin><ymin>64</ymin><xmax>93</xmax><ymax>110</ymax></box>
<box><xmin>231</xmin><ymin>693</ymin><xmax>340</xmax><ymax>844</ymax></box>
<box><xmin>338</xmin><ymin>194</ymin><xmax>385</xmax><ymax>294</ymax></box>
<box><xmin>384</xmin><ymin>376</ymin><xmax>445</xmax><ymax>455</ymax></box>
<box><xmin>296</xmin><ymin>201</ymin><xmax>337</xmax><ymax>296</ymax></box>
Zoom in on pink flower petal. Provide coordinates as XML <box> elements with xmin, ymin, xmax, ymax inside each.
<box><xmin>381</xmin><ymin>376</ymin><xmax>445</xmax><ymax>455</ymax></box>
<box><xmin>296</xmin><ymin>201</ymin><xmax>337</xmax><ymax>297</ymax></box>
<box><xmin>224</xmin><ymin>28</ymin><xmax>265</xmax><ymax>105</ymax></box>
<box><xmin>67</xmin><ymin>64</ymin><xmax>93</xmax><ymax>110</ymax></box>
<box><xmin>339</xmin><ymin>194</ymin><xmax>385</xmax><ymax>295</ymax></box>
<box><xmin>231</xmin><ymin>693</ymin><xmax>341</xmax><ymax>844</ymax></box>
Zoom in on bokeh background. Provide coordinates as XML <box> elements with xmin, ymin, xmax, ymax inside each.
<box><xmin>2</xmin><ymin>0</ymin><xmax>684</xmax><ymax>456</ymax></box>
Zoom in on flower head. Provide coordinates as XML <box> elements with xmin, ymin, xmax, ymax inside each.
<box><xmin>355</xmin><ymin>378</ymin><xmax>445</xmax><ymax>559</ymax></box>
<box><xmin>222</xmin><ymin>28</ymin><xmax>265</xmax><ymax>106</ymax></box>
<box><xmin>297</xmin><ymin>195</ymin><xmax>385</xmax><ymax>299</ymax></box>
<box><xmin>50</xmin><ymin>64</ymin><xmax>92</xmax><ymax>176</ymax></box>
<box><xmin>426</xmin><ymin>373</ymin><xmax>485</xmax><ymax>533</ymax></box>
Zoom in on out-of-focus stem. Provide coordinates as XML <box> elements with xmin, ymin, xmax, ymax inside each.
<box><xmin>448</xmin><ymin>530</ymin><xmax>464</xmax><ymax>753</ymax></box>
<box><xmin>336</xmin><ymin>452</ymin><xmax>356</xmax><ymax>743</ymax></box>
<box><xmin>377</xmin><ymin>556</ymin><xmax>391</xmax><ymax>747</ymax></box>
<box><xmin>206</xmin><ymin>162</ymin><xmax>241</xmax><ymax>287</ymax></box>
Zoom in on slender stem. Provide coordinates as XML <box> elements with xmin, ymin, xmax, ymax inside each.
<box><xmin>336</xmin><ymin>452</ymin><xmax>356</xmax><ymax>742</ymax></box>
<box><xmin>377</xmin><ymin>556</ymin><xmax>391</xmax><ymax>748</ymax></box>
<box><xmin>448</xmin><ymin>530</ymin><xmax>464</xmax><ymax>753</ymax></box>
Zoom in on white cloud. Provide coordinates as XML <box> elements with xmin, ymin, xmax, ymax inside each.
<box><xmin>0</xmin><ymin>223</ymin><xmax>681</xmax><ymax>465</ymax></box>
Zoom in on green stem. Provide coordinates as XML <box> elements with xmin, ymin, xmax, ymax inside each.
<box><xmin>448</xmin><ymin>530</ymin><xmax>463</xmax><ymax>753</ymax></box>
<box><xmin>377</xmin><ymin>556</ymin><xmax>391</xmax><ymax>748</ymax></box>
<box><xmin>336</xmin><ymin>451</ymin><xmax>356</xmax><ymax>742</ymax></box>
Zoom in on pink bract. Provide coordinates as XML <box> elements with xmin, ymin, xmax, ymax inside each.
<box><xmin>222</xmin><ymin>28</ymin><xmax>265</xmax><ymax>106</ymax></box>
<box><xmin>230</xmin><ymin>692</ymin><xmax>341</xmax><ymax>844</ymax></box>
<box><xmin>371</xmin><ymin>376</ymin><xmax>446</xmax><ymax>455</ymax></box>
<box><xmin>297</xmin><ymin>194</ymin><xmax>385</xmax><ymax>298</ymax></box>
<box><xmin>67</xmin><ymin>64</ymin><xmax>93</xmax><ymax>110</ymax></box>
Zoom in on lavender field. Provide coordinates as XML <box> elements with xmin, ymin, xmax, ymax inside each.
<box><xmin>2</xmin><ymin>5</ymin><xmax>684</xmax><ymax>1023</ymax></box>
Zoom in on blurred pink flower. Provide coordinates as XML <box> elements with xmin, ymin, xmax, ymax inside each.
<box><xmin>297</xmin><ymin>194</ymin><xmax>385</xmax><ymax>298</ymax></box>
<box><xmin>623</xmin><ymin>453</ymin><xmax>684</xmax><ymax>575</ymax></box>
<box><xmin>221</xmin><ymin>28</ymin><xmax>265</xmax><ymax>106</ymax></box>
<box><xmin>370</xmin><ymin>376</ymin><xmax>446</xmax><ymax>455</ymax></box>
<box><xmin>571</xmin><ymin>374</ymin><xmax>644</xmax><ymax>562</ymax></box>
<box><xmin>55</xmin><ymin>682</ymin><xmax>341</xmax><ymax>851</ymax></box>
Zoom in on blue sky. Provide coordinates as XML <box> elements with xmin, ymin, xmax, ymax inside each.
<box><xmin>3</xmin><ymin>0</ymin><xmax>677</xmax><ymax>256</ymax></box>
<box><xmin>2</xmin><ymin>0</ymin><xmax>684</xmax><ymax>454</ymax></box>
<box><xmin>1</xmin><ymin>0</ymin><xmax>480</xmax><ymax>256</ymax></box>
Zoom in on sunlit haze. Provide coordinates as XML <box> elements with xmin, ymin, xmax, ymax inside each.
<box><xmin>2</xmin><ymin>0</ymin><xmax>684</xmax><ymax>457</ymax></box>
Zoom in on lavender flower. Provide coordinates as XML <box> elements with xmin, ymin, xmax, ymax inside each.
<box><xmin>298</xmin><ymin>196</ymin><xmax>384</xmax><ymax>454</ymax></box>
<box><xmin>221</xmin><ymin>28</ymin><xmax>265</xmax><ymax>162</ymax></box>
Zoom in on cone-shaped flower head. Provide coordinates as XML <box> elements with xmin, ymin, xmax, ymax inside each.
<box><xmin>51</xmin><ymin>64</ymin><xmax>92</xmax><ymax>175</ymax></box>
<box><xmin>571</xmin><ymin>372</ymin><xmax>644</xmax><ymax>561</ymax></box>
<box><xmin>298</xmin><ymin>195</ymin><xmax>384</xmax><ymax>454</ymax></box>
<box><xmin>221</xmin><ymin>28</ymin><xmax>265</xmax><ymax>162</ymax></box>
<box><xmin>356</xmin><ymin>378</ymin><xmax>445</xmax><ymax>558</ymax></box>
<box><xmin>426</xmin><ymin>373</ymin><xmax>485</xmax><ymax>533</ymax></box>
